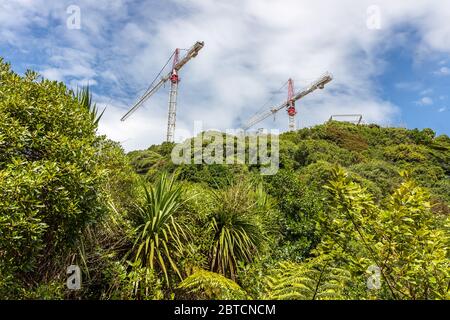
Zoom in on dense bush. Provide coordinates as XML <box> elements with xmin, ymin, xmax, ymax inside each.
<box><xmin>294</xmin><ymin>139</ymin><xmax>361</xmax><ymax>167</ymax></box>
<box><xmin>1</xmin><ymin>57</ymin><xmax>449</xmax><ymax>300</ymax></box>
<box><xmin>265</xmin><ymin>169</ymin><xmax>323</xmax><ymax>261</ymax></box>
<box><xmin>0</xmin><ymin>59</ymin><xmax>106</xmax><ymax>296</ymax></box>
<box><xmin>318</xmin><ymin>167</ymin><xmax>449</xmax><ymax>299</ymax></box>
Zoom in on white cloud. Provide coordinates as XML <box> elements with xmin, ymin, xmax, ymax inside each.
<box><xmin>40</xmin><ymin>64</ymin><xmax>96</xmax><ymax>82</ymax></box>
<box><xmin>420</xmin><ymin>88</ymin><xmax>433</xmax><ymax>96</ymax></box>
<box><xmin>395</xmin><ymin>82</ymin><xmax>423</xmax><ymax>92</ymax></box>
<box><xmin>2</xmin><ymin>0</ymin><xmax>450</xmax><ymax>150</ymax></box>
<box><xmin>434</xmin><ymin>66</ymin><xmax>450</xmax><ymax>76</ymax></box>
<box><xmin>438</xmin><ymin>107</ymin><xmax>447</xmax><ymax>112</ymax></box>
<box><xmin>416</xmin><ymin>96</ymin><xmax>434</xmax><ymax>106</ymax></box>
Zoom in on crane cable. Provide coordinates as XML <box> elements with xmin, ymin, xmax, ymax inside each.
<box><xmin>248</xmin><ymin>80</ymin><xmax>289</xmax><ymax>119</ymax></box>
<box><xmin>141</xmin><ymin>50</ymin><xmax>177</xmax><ymax>95</ymax></box>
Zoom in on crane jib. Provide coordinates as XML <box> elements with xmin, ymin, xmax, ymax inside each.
<box><xmin>243</xmin><ymin>73</ymin><xmax>333</xmax><ymax>130</ymax></box>
<box><xmin>174</xmin><ymin>42</ymin><xmax>204</xmax><ymax>71</ymax></box>
<box><xmin>120</xmin><ymin>41</ymin><xmax>204</xmax><ymax>123</ymax></box>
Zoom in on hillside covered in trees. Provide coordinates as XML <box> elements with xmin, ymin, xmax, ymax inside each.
<box><xmin>1</xmin><ymin>58</ymin><xmax>449</xmax><ymax>300</ymax></box>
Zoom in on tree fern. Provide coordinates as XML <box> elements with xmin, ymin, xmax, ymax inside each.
<box><xmin>264</xmin><ymin>258</ymin><xmax>350</xmax><ymax>300</ymax></box>
<box><xmin>178</xmin><ymin>269</ymin><xmax>247</xmax><ymax>300</ymax></box>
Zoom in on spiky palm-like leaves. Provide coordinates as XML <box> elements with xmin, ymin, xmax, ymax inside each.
<box><xmin>130</xmin><ymin>173</ymin><xmax>190</xmax><ymax>285</ymax></box>
<box><xmin>209</xmin><ymin>182</ymin><xmax>265</xmax><ymax>280</ymax></box>
<box><xmin>74</xmin><ymin>86</ymin><xmax>105</xmax><ymax>126</ymax></box>
<box><xmin>264</xmin><ymin>258</ymin><xmax>350</xmax><ymax>300</ymax></box>
<box><xmin>178</xmin><ymin>269</ymin><xmax>247</xmax><ymax>300</ymax></box>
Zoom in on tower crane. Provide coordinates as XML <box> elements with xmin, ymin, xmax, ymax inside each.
<box><xmin>243</xmin><ymin>73</ymin><xmax>333</xmax><ymax>131</ymax></box>
<box><xmin>121</xmin><ymin>41</ymin><xmax>204</xmax><ymax>142</ymax></box>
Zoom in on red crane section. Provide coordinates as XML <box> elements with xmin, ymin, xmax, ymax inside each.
<box><xmin>170</xmin><ymin>48</ymin><xmax>180</xmax><ymax>84</ymax></box>
<box><xmin>287</xmin><ymin>78</ymin><xmax>296</xmax><ymax>117</ymax></box>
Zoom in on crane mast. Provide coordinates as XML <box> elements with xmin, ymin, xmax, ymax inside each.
<box><xmin>243</xmin><ymin>73</ymin><xmax>333</xmax><ymax>131</ymax></box>
<box><xmin>287</xmin><ymin>78</ymin><xmax>296</xmax><ymax>131</ymax></box>
<box><xmin>167</xmin><ymin>49</ymin><xmax>180</xmax><ymax>142</ymax></box>
<box><xmin>120</xmin><ymin>41</ymin><xmax>204</xmax><ymax>142</ymax></box>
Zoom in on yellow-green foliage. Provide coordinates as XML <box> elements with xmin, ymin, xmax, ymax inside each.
<box><xmin>99</xmin><ymin>261</ymin><xmax>163</xmax><ymax>300</ymax></box>
<box><xmin>319</xmin><ymin>167</ymin><xmax>450</xmax><ymax>300</ymax></box>
<box><xmin>263</xmin><ymin>258</ymin><xmax>350</xmax><ymax>300</ymax></box>
<box><xmin>178</xmin><ymin>269</ymin><xmax>247</xmax><ymax>300</ymax></box>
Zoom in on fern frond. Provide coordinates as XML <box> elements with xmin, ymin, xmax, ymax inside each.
<box><xmin>263</xmin><ymin>259</ymin><xmax>350</xmax><ymax>300</ymax></box>
<box><xmin>178</xmin><ymin>269</ymin><xmax>247</xmax><ymax>300</ymax></box>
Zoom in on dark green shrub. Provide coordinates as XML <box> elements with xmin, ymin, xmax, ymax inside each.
<box><xmin>295</xmin><ymin>139</ymin><xmax>360</xmax><ymax>167</ymax></box>
<box><xmin>349</xmin><ymin>160</ymin><xmax>401</xmax><ymax>194</ymax></box>
<box><xmin>0</xmin><ymin>59</ymin><xmax>106</xmax><ymax>295</ymax></box>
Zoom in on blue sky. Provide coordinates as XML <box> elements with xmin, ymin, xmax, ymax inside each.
<box><xmin>1</xmin><ymin>0</ymin><xmax>449</xmax><ymax>150</ymax></box>
<box><xmin>374</xmin><ymin>25</ymin><xmax>449</xmax><ymax>134</ymax></box>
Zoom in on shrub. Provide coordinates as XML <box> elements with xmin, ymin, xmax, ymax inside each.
<box><xmin>294</xmin><ymin>139</ymin><xmax>360</xmax><ymax>167</ymax></box>
<box><xmin>129</xmin><ymin>173</ymin><xmax>190</xmax><ymax>286</ymax></box>
<box><xmin>349</xmin><ymin>160</ymin><xmax>401</xmax><ymax>195</ymax></box>
<box><xmin>323</xmin><ymin>124</ymin><xmax>368</xmax><ymax>152</ymax></box>
<box><xmin>265</xmin><ymin>169</ymin><xmax>324</xmax><ymax>260</ymax></box>
<box><xmin>383</xmin><ymin>144</ymin><xmax>429</xmax><ymax>163</ymax></box>
<box><xmin>208</xmin><ymin>182</ymin><xmax>268</xmax><ymax>279</ymax></box>
<box><xmin>0</xmin><ymin>59</ymin><xmax>106</xmax><ymax>295</ymax></box>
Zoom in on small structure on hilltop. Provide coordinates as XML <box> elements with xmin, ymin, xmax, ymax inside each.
<box><xmin>328</xmin><ymin>114</ymin><xmax>363</xmax><ymax>125</ymax></box>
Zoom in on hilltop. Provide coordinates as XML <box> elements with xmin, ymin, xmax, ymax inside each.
<box><xmin>128</xmin><ymin>122</ymin><xmax>450</xmax><ymax>209</ymax></box>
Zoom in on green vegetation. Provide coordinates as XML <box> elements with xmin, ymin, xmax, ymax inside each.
<box><xmin>129</xmin><ymin>173</ymin><xmax>189</xmax><ymax>285</ymax></box>
<box><xmin>263</xmin><ymin>258</ymin><xmax>350</xmax><ymax>300</ymax></box>
<box><xmin>177</xmin><ymin>269</ymin><xmax>247</xmax><ymax>300</ymax></box>
<box><xmin>0</xmin><ymin>58</ymin><xmax>448</xmax><ymax>300</ymax></box>
<box><xmin>208</xmin><ymin>182</ymin><xmax>268</xmax><ymax>280</ymax></box>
